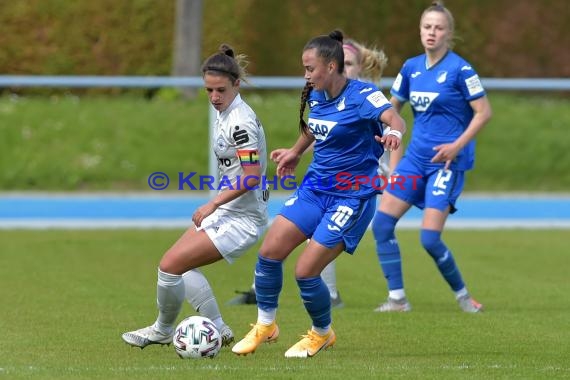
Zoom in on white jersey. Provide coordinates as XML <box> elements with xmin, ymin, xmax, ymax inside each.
<box><xmin>378</xmin><ymin>125</ymin><xmax>391</xmax><ymax>177</ymax></box>
<box><xmin>212</xmin><ymin>94</ymin><xmax>268</xmax><ymax>226</ymax></box>
<box><xmin>378</xmin><ymin>149</ymin><xmax>391</xmax><ymax>177</ymax></box>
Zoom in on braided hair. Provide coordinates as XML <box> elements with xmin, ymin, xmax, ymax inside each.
<box><xmin>298</xmin><ymin>30</ymin><xmax>344</xmax><ymax>134</ymax></box>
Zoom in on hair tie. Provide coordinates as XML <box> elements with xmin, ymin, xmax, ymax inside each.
<box><xmin>205</xmin><ymin>66</ymin><xmax>236</xmax><ymax>77</ymax></box>
<box><xmin>343</xmin><ymin>44</ymin><xmax>359</xmax><ymax>55</ymax></box>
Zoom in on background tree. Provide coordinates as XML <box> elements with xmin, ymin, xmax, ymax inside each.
<box><xmin>172</xmin><ymin>0</ymin><xmax>202</xmax><ymax>99</ymax></box>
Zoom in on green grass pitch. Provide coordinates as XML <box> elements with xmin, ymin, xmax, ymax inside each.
<box><xmin>1</xmin><ymin>229</ymin><xmax>568</xmax><ymax>379</ymax></box>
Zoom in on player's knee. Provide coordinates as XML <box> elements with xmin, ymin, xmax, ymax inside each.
<box><xmin>420</xmin><ymin>229</ymin><xmax>444</xmax><ymax>256</ymax></box>
<box><xmin>159</xmin><ymin>258</ymin><xmax>183</xmax><ymax>275</ymax></box>
<box><xmin>372</xmin><ymin>211</ymin><xmax>398</xmax><ymax>241</ymax></box>
<box><xmin>294</xmin><ymin>258</ymin><xmax>319</xmax><ymax>278</ymax></box>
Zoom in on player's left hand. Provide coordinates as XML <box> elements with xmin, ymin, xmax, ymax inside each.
<box><xmin>192</xmin><ymin>202</ymin><xmax>217</xmax><ymax>227</ymax></box>
<box><xmin>271</xmin><ymin>148</ymin><xmax>300</xmax><ymax>178</ymax></box>
<box><xmin>270</xmin><ymin>148</ymin><xmax>288</xmax><ymax>163</ymax></box>
<box><xmin>432</xmin><ymin>143</ymin><xmax>461</xmax><ymax>170</ymax></box>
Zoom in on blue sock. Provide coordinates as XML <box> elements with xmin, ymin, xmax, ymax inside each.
<box><xmin>297</xmin><ymin>276</ymin><xmax>331</xmax><ymax>328</ymax></box>
<box><xmin>420</xmin><ymin>229</ymin><xmax>465</xmax><ymax>292</ymax></box>
<box><xmin>372</xmin><ymin>211</ymin><xmax>403</xmax><ymax>290</ymax></box>
<box><xmin>254</xmin><ymin>255</ymin><xmax>283</xmax><ymax>311</ymax></box>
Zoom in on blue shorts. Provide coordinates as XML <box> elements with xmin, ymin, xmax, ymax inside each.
<box><xmin>386</xmin><ymin>156</ymin><xmax>465</xmax><ymax>213</ymax></box>
<box><xmin>279</xmin><ymin>188</ymin><xmax>376</xmax><ymax>254</ymax></box>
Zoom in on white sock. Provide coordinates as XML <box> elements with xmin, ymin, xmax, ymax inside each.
<box><xmin>388</xmin><ymin>289</ymin><xmax>406</xmax><ymax>300</ymax></box>
<box><xmin>455</xmin><ymin>287</ymin><xmax>469</xmax><ymax>299</ymax></box>
<box><xmin>211</xmin><ymin>316</ymin><xmax>224</xmax><ymax>331</ymax></box>
<box><xmin>156</xmin><ymin>268</ymin><xmax>184</xmax><ymax>334</ymax></box>
<box><xmin>257</xmin><ymin>308</ymin><xmax>277</xmax><ymax>325</ymax></box>
<box><xmin>182</xmin><ymin>269</ymin><xmax>222</xmax><ymax>325</ymax></box>
<box><xmin>312</xmin><ymin>325</ymin><xmax>330</xmax><ymax>336</ymax></box>
<box><xmin>321</xmin><ymin>261</ymin><xmax>338</xmax><ymax>298</ymax></box>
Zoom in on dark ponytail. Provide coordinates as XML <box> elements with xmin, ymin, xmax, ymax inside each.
<box><xmin>298</xmin><ymin>82</ymin><xmax>313</xmax><ymax>135</ymax></box>
<box><xmin>303</xmin><ymin>29</ymin><xmax>345</xmax><ymax>74</ymax></box>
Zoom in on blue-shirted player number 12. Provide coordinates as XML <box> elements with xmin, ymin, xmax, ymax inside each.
<box><xmin>432</xmin><ymin>169</ymin><xmax>452</xmax><ymax>196</ymax></box>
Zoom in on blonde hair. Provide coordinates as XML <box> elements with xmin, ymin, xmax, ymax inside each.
<box><xmin>421</xmin><ymin>1</ymin><xmax>456</xmax><ymax>49</ymax></box>
<box><xmin>343</xmin><ymin>39</ymin><xmax>388</xmax><ymax>84</ymax></box>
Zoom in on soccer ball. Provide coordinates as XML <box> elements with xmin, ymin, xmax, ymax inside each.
<box><xmin>173</xmin><ymin>316</ymin><xmax>222</xmax><ymax>359</ymax></box>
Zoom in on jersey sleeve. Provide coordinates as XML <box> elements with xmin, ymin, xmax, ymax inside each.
<box><xmin>232</xmin><ymin>116</ymin><xmax>262</xmax><ymax>167</ymax></box>
<box><xmin>456</xmin><ymin>61</ymin><xmax>486</xmax><ymax>101</ymax></box>
<box><xmin>358</xmin><ymin>87</ymin><xmax>392</xmax><ymax>121</ymax></box>
<box><xmin>390</xmin><ymin>60</ymin><xmax>410</xmax><ymax>102</ymax></box>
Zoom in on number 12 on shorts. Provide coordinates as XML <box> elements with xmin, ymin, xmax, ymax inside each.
<box><xmin>432</xmin><ymin>169</ymin><xmax>452</xmax><ymax>196</ymax></box>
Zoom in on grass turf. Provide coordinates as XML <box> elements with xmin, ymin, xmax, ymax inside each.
<box><xmin>1</xmin><ymin>229</ymin><xmax>568</xmax><ymax>379</ymax></box>
<box><xmin>1</xmin><ymin>91</ymin><xmax>569</xmax><ymax>191</ymax></box>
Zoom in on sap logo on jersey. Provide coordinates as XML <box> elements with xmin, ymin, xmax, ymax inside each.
<box><xmin>307</xmin><ymin>118</ymin><xmax>338</xmax><ymax>140</ymax></box>
<box><xmin>410</xmin><ymin>91</ymin><xmax>439</xmax><ymax>112</ymax></box>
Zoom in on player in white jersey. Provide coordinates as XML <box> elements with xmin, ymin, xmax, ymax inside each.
<box><xmin>122</xmin><ymin>44</ymin><xmax>269</xmax><ymax>350</ymax></box>
<box><xmin>372</xmin><ymin>1</ymin><xmax>492</xmax><ymax>313</ymax></box>
<box><xmin>228</xmin><ymin>38</ymin><xmax>394</xmax><ymax>309</ymax></box>
<box><xmin>212</xmin><ymin>92</ymin><xmax>268</xmax><ymax>226</ymax></box>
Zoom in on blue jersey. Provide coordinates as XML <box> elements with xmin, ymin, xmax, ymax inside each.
<box><xmin>304</xmin><ymin>79</ymin><xmax>391</xmax><ymax>198</ymax></box>
<box><xmin>391</xmin><ymin>51</ymin><xmax>486</xmax><ymax>171</ymax></box>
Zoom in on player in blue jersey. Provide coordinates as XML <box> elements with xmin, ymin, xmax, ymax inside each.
<box><xmin>372</xmin><ymin>1</ymin><xmax>492</xmax><ymax>313</ymax></box>
<box><xmin>232</xmin><ymin>30</ymin><xmax>406</xmax><ymax>358</ymax></box>
<box><xmin>342</xmin><ymin>38</ymin><xmax>402</xmax><ymax>181</ymax></box>
<box><xmin>227</xmin><ymin>38</ymin><xmax>392</xmax><ymax>309</ymax></box>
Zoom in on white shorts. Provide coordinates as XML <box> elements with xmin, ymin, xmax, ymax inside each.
<box><xmin>378</xmin><ymin>150</ymin><xmax>391</xmax><ymax>177</ymax></box>
<box><xmin>196</xmin><ymin>211</ymin><xmax>267</xmax><ymax>264</ymax></box>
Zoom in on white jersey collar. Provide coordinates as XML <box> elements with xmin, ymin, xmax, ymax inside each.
<box><xmin>218</xmin><ymin>93</ymin><xmax>243</xmax><ymax>119</ymax></box>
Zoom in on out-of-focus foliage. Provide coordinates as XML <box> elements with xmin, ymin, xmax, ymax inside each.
<box><xmin>0</xmin><ymin>0</ymin><xmax>568</xmax><ymax>78</ymax></box>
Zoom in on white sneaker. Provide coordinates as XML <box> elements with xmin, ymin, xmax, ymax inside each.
<box><xmin>457</xmin><ymin>294</ymin><xmax>483</xmax><ymax>313</ymax></box>
<box><xmin>122</xmin><ymin>325</ymin><xmax>173</xmax><ymax>348</ymax></box>
<box><xmin>219</xmin><ymin>324</ymin><xmax>235</xmax><ymax>347</ymax></box>
<box><xmin>374</xmin><ymin>297</ymin><xmax>412</xmax><ymax>312</ymax></box>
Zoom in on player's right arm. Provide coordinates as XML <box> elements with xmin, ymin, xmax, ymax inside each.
<box><xmin>386</xmin><ymin>97</ymin><xmax>405</xmax><ymax>172</ymax></box>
